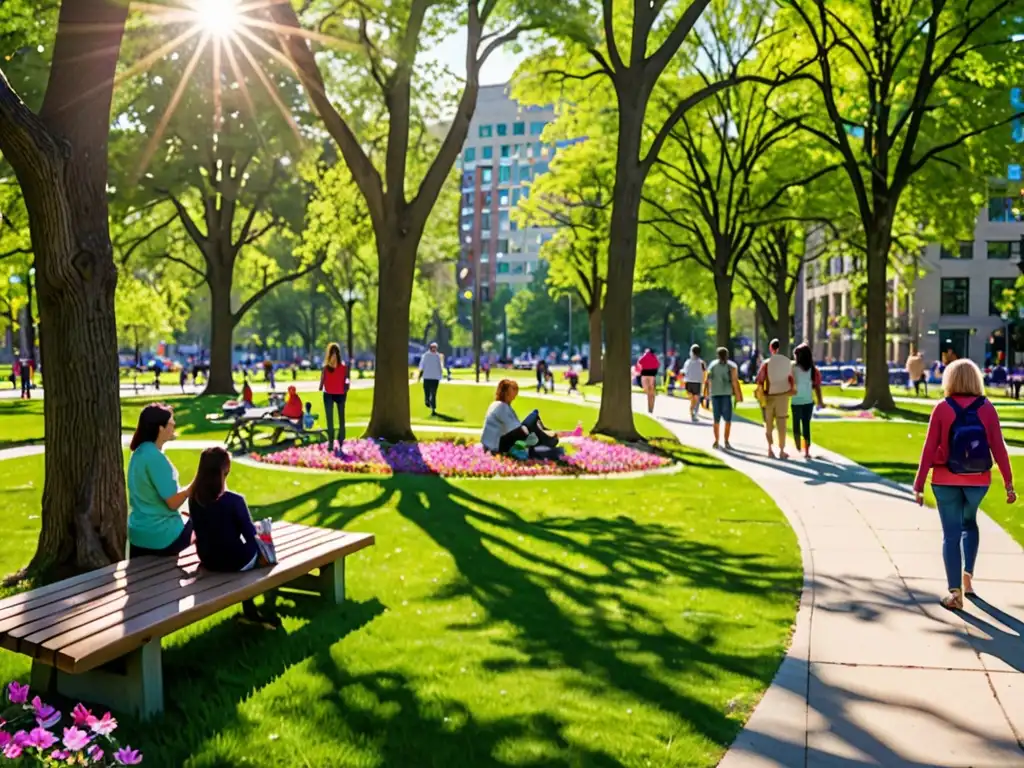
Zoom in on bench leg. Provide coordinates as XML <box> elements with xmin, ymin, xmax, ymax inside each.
<box><xmin>32</xmin><ymin>641</ymin><xmax>164</xmax><ymax>720</ymax></box>
<box><xmin>316</xmin><ymin>559</ymin><xmax>345</xmax><ymax>605</ymax></box>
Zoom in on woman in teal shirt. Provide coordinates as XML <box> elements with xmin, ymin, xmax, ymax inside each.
<box><xmin>127</xmin><ymin>404</ymin><xmax>194</xmax><ymax>557</ymax></box>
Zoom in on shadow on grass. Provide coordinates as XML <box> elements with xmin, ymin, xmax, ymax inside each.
<box><xmin>120</xmin><ymin>468</ymin><xmax>799</xmax><ymax>766</ymax></box>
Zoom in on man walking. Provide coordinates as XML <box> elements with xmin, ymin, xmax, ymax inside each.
<box><xmin>419</xmin><ymin>342</ymin><xmax>444</xmax><ymax>416</ymax></box>
<box><xmin>906</xmin><ymin>348</ymin><xmax>927</xmax><ymax>397</ymax></box>
<box><xmin>756</xmin><ymin>338</ymin><xmax>796</xmax><ymax>459</ymax></box>
<box><xmin>704</xmin><ymin>347</ymin><xmax>743</xmax><ymax>450</ymax></box>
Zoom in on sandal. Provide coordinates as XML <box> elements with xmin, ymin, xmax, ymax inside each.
<box><xmin>940</xmin><ymin>589</ymin><xmax>964</xmax><ymax>611</ymax></box>
<box><xmin>963</xmin><ymin>573</ymin><xmax>977</xmax><ymax>598</ymax></box>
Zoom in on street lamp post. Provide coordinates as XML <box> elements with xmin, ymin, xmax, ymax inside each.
<box><xmin>340</xmin><ymin>288</ymin><xmax>363</xmax><ymax>367</ymax></box>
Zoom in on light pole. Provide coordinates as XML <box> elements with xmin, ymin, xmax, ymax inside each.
<box><xmin>567</xmin><ymin>293</ymin><xmax>572</xmax><ymax>361</ymax></box>
<box><xmin>340</xmin><ymin>288</ymin><xmax>363</xmax><ymax>368</ymax></box>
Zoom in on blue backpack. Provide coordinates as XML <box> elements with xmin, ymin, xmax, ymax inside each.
<box><xmin>945</xmin><ymin>397</ymin><xmax>992</xmax><ymax>475</ymax></box>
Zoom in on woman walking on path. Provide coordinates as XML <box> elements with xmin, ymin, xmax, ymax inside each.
<box><xmin>914</xmin><ymin>359</ymin><xmax>1016</xmax><ymax>610</ymax></box>
<box><xmin>637</xmin><ymin>348</ymin><xmax>660</xmax><ymax>415</ymax></box>
<box><xmin>127</xmin><ymin>404</ymin><xmax>195</xmax><ymax>558</ymax></box>
<box><xmin>704</xmin><ymin>347</ymin><xmax>742</xmax><ymax>450</ymax></box>
<box><xmin>791</xmin><ymin>344</ymin><xmax>824</xmax><ymax>459</ymax></box>
<box><xmin>319</xmin><ymin>342</ymin><xmax>349</xmax><ymax>454</ymax></box>
<box><xmin>681</xmin><ymin>345</ymin><xmax>706</xmax><ymax>422</ymax></box>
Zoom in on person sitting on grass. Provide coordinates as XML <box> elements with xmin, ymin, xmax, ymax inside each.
<box><xmin>481</xmin><ymin>379</ymin><xmax>559</xmax><ymax>455</ymax></box>
<box><xmin>189</xmin><ymin>447</ymin><xmax>280</xmax><ymax>628</ymax></box>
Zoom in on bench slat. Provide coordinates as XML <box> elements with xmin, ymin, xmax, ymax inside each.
<box><xmin>6</xmin><ymin>526</ymin><xmax>332</xmax><ymax>654</ymax></box>
<box><xmin>53</xmin><ymin>531</ymin><xmax>373</xmax><ymax>673</ymax></box>
<box><xmin>0</xmin><ymin>528</ymin><xmax>315</xmax><ymax>634</ymax></box>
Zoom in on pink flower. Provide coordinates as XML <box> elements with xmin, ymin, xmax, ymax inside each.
<box><xmin>89</xmin><ymin>712</ymin><xmax>117</xmax><ymax>736</ymax></box>
<box><xmin>31</xmin><ymin>696</ymin><xmax>60</xmax><ymax>729</ymax></box>
<box><xmin>0</xmin><ymin>732</ymin><xmax>9</xmax><ymax>748</ymax></box>
<box><xmin>71</xmin><ymin>703</ymin><xmax>95</xmax><ymax>728</ymax></box>
<box><xmin>7</xmin><ymin>682</ymin><xmax>28</xmax><ymax>704</ymax></box>
<box><xmin>87</xmin><ymin>744</ymin><xmax>104</xmax><ymax>761</ymax></box>
<box><xmin>3</xmin><ymin>742</ymin><xmax>22</xmax><ymax>759</ymax></box>
<box><xmin>27</xmin><ymin>726</ymin><xmax>57</xmax><ymax>750</ymax></box>
<box><xmin>51</xmin><ymin>749</ymin><xmax>70</xmax><ymax>760</ymax></box>
<box><xmin>114</xmin><ymin>745</ymin><xmax>143</xmax><ymax>765</ymax></box>
<box><xmin>61</xmin><ymin>726</ymin><xmax>90</xmax><ymax>751</ymax></box>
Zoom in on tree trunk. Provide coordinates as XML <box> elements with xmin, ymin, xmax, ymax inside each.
<box><xmin>774</xmin><ymin>288</ymin><xmax>792</xmax><ymax>356</ymax></box>
<box><xmin>863</xmin><ymin>220</ymin><xmax>895</xmax><ymax>410</ymax></box>
<box><xmin>587</xmin><ymin>305</ymin><xmax>603</xmax><ymax>385</ymax></box>
<box><xmin>205</xmin><ymin>272</ymin><xmax>237</xmax><ymax>395</ymax></box>
<box><xmin>0</xmin><ymin>0</ymin><xmax>132</xmax><ymax>580</ymax></box>
<box><xmin>714</xmin><ymin>272</ymin><xmax>733</xmax><ymax>349</ymax></box>
<box><xmin>366</xmin><ymin>236</ymin><xmax>416</xmax><ymax>442</ymax></box>
<box><xmin>594</xmin><ymin>106</ymin><xmax>644</xmax><ymax>441</ymax></box>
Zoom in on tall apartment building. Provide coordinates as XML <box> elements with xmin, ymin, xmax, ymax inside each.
<box><xmin>798</xmin><ymin>190</ymin><xmax>1024</xmax><ymax>367</ymax></box>
<box><xmin>456</xmin><ymin>84</ymin><xmax>561</xmax><ymax>307</ymax></box>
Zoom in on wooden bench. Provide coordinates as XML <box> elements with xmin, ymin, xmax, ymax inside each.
<box><xmin>223</xmin><ymin>409</ymin><xmax>326</xmax><ymax>453</ymax></box>
<box><xmin>0</xmin><ymin>522</ymin><xmax>374</xmax><ymax>719</ymax></box>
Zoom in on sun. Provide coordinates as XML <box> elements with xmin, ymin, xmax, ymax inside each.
<box><xmin>192</xmin><ymin>0</ymin><xmax>242</xmax><ymax>38</ymax></box>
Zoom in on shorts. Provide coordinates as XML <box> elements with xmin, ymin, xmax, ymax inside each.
<box><xmin>711</xmin><ymin>395</ymin><xmax>733</xmax><ymax>423</ymax></box>
<box><xmin>764</xmin><ymin>394</ymin><xmax>790</xmax><ymax>420</ymax></box>
<box><xmin>685</xmin><ymin>382</ymin><xmax>702</xmax><ymax>396</ymax></box>
<box><xmin>641</xmin><ymin>369</ymin><xmax>658</xmax><ymax>378</ymax></box>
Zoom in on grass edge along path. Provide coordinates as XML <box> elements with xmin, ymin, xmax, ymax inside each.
<box><xmin>0</xmin><ymin>439</ymin><xmax>801</xmax><ymax>767</ymax></box>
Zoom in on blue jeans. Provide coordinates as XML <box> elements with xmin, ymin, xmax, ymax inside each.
<box><xmin>932</xmin><ymin>484</ymin><xmax>987</xmax><ymax>590</ymax></box>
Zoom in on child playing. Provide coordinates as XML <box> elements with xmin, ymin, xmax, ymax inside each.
<box><xmin>302</xmin><ymin>401</ymin><xmax>316</xmax><ymax>431</ymax></box>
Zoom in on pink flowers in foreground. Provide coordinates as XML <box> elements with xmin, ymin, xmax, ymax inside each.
<box><xmin>0</xmin><ymin>681</ymin><xmax>142</xmax><ymax>765</ymax></box>
<box><xmin>256</xmin><ymin>437</ymin><xmax>671</xmax><ymax>478</ymax></box>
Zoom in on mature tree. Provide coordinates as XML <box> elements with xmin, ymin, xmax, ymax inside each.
<box><xmin>111</xmin><ymin>22</ymin><xmax>320</xmax><ymax>394</ymax></box>
<box><xmin>0</xmin><ymin>0</ymin><xmax>130</xmax><ymax>576</ymax></box>
<box><xmin>114</xmin><ymin>272</ymin><xmax>187</xmax><ymax>366</ymax></box>
<box><xmin>268</xmin><ymin>0</ymin><xmax>575</xmax><ymax>440</ymax></box>
<box><xmin>515</xmin><ymin>139</ymin><xmax>611</xmax><ymax>383</ymax></box>
<box><xmin>782</xmin><ymin>0</ymin><xmax>1024</xmax><ymax>409</ymax></box>
<box><xmin>506</xmin><ymin>262</ymin><xmax>587</xmax><ymax>354</ymax></box>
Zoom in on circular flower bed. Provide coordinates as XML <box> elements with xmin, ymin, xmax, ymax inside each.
<box><xmin>253</xmin><ymin>437</ymin><xmax>672</xmax><ymax>478</ymax></box>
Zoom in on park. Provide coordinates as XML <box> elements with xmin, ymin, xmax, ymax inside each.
<box><xmin>1</xmin><ymin>0</ymin><xmax>1024</xmax><ymax>766</ymax></box>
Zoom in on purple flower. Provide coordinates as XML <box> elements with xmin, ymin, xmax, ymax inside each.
<box><xmin>114</xmin><ymin>745</ymin><xmax>143</xmax><ymax>765</ymax></box>
<box><xmin>89</xmin><ymin>712</ymin><xmax>117</xmax><ymax>736</ymax></box>
<box><xmin>71</xmin><ymin>703</ymin><xmax>95</xmax><ymax>728</ymax></box>
<box><xmin>62</xmin><ymin>726</ymin><xmax>90</xmax><ymax>751</ymax></box>
<box><xmin>7</xmin><ymin>682</ymin><xmax>28</xmax><ymax>705</ymax></box>
<box><xmin>26</xmin><ymin>727</ymin><xmax>57</xmax><ymax>750</ymax></box>
<box><xmin>0</xmin><ymin>732</ymin><xmax>9</xmax><ymax>748</ymax></box>
<box><xmin>3</xmin><ymin>742</ymin><xmax>21</xmax><ymax>759</ymax></box>
<box><xmin>31</xmin><ymin>696</ymin><xmax>60</xmax><ymax>729</ymax></box>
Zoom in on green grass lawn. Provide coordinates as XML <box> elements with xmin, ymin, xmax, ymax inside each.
<box><xmin>0</xmin><ymin>383</ymin><xmax>671</xmax><ymax>448</ymax></box>
<box><xmin>811</xmin><ymin>421</ymin><xmax>1024</xmax><ymax>548</ymax></box>
<box><xmin>0</xmin><ymin>438</ymin><xmax>801</xmax><ymax>767</ymax></box>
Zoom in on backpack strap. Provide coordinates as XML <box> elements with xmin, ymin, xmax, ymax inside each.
<box><xmin>966</xmin><ymin>396</ymin><xmax>986</xmax><ymax>414</ymax></box>
<box><xmin>945</xmin><ymin>397</ymin><xmax>964</xmax><ymax>417</ymax></box>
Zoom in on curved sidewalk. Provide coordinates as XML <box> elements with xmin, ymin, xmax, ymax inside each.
<box><xmin>643</xmin><ymin>395</ymin><xmax>1024</xmax><ymax>767</ymax></box>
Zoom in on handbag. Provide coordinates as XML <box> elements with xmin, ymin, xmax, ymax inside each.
<box><xmin>255</xmin><ymin>518</ymin><xmax>277</xmax><ymax>566</ymax></box>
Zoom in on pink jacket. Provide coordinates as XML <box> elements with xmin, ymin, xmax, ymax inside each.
<box><xmin>913</xmin><ymin>396</ymin><xmax>1013</xmax><ymax>493</ymax></box>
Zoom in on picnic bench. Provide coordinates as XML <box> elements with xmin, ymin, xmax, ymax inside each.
<box><xmin>0</xmin><ymin>522</ymin><xmax>374</xmax><ymax>719</ymax></box>
<box><xmin>221</xmin><ymin>407</ymin><xmax>327</xmax><ymax>453</ymax></box>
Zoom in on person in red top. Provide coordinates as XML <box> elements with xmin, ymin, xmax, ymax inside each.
<box><xmin>241</xmin><ymin>380</ymin><xmax>254</xmax><ymax>407</ymax></box>
<box><xmin>914</xmin><ymin>359</ymin><xmax>1016</xmax><ymax>610</ymax></box>
<box><xmin>637</xmin><ymin>349</ymin><xmax>660</xmax><ymax>415</ymax></box>
<box><xmin>280</xmin><ymin>385</ymin><xmax>303</xmax><ymax>420</ymax></box>
<box><xmin>319</xmin><ymin>342</ymin><xmax>348</xmax><ymax>454</ymax></box>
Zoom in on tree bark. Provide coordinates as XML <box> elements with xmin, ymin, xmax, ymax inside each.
<box><xmin>366</xmin><ymin>235</ymin><xmax>417</xmax><ymax>441</ymax></box>
<box><xmin>205</xmin><ymin>270</ymin><xmax>237</xmax><ymax>395</ymax></box>
<box><xmin>593</xmin><ymin>107</ymin><xmax>644</xmax><ymax>441</ymax></box>
<box><xmin>0</xmin><ymin>0</ymin><xmax>131</xmax><ymax>579</ymax></box>
<box><xmin>863</xmin><ymin>218</ymin><xmax>895</xmax><ymax>409</ymax></box>
<box><xmin>587</xmin><ymin>304</ymin><xmax>603</xmax><ymax>385</ymax></box>
<box><xmin>714</xmin><ymin>272</ymin><xmax>733</xmax><ymax>349</ymax></box>
<box><xmin>774</xmin><ymin>290</ymin><xmax>792</xmax><ymax>356</ymax></box>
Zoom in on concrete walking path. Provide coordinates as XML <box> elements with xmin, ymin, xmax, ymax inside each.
<box><xmin>642</xmin><ymin>394</ymin><xmax>1024</xmax><ymax>767</ymax></box>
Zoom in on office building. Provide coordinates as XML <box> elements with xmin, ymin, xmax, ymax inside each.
<box><xmin>455</xmin><ymin>84</ymin><xmax>563</xmax><ymax>307</ymax></box>
<box><xmin>799</xmin><ymin>191</ymin><xmax>1024</xmax><ymax>368</ymax></box>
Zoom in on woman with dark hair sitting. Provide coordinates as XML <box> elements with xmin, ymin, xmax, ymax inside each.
<box><xmin>189</xmin><ymin>447</ymin><xmax>280</xmax><ymax>627</ymax></box>
<box><xmin>127</xmin><ymin>404</ymin><xmax>194</xmax><ymax>557</ymax></box>
<box><xmin>481</xmin><ymin>379</ymin><xmax>559</xmax><ymax>454</ymax></box>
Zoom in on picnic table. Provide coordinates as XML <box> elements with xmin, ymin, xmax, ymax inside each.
<box><xmin>221</xmin><ymin>407</ymin><xmax>327</xmax><ymax>453</ymax></box>
<box><xmin>0</xmin><ymin>522</ymin><xmax>374</xmax><ymax>719</ymax></box>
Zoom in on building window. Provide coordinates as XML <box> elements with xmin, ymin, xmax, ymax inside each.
<box><xmin>480</xmin><ymin>212</ymin><xmax>491</xmax><ymax>231</ymax></box>
<box><xmin>496</xmin><ymin>123</ymin><xmax>507</xmax><ymax>137</ymax></box>
<box><xmin>482</xmin><ymin>192</ymin><xmax>492</xmax><ymax>207</ymax></box>
<box><xmin>497</xmin><ymin>238</ymin><xmax>508</xmax><ymax>255</ymax></box>
<box><xmin>530</xmin><ymin>121</ymin><xmax>546</xmax><ymax>136</ymax></box>
<box><xmin>511</xmin><ymin>263</ymin><xmax>525</xmax><ymax>275</ymax></box>
<box><xmin>498</xmin><ymin>191</ymin><xmax>509</xmax><ymax>206</ymax></box>
<box><xmin>500</xmin><ymin>145</ymin><xmax>510</xmax><ymax>158</ymax></box>
<box><xmin>513</xmin><ymin>122</ymin><xmax>525</xmax><ymax>136</ymax></box>
<box><xmin>464</xmin><ymin>147</ymin><xmax>476</xmax><ymax>163</ymax></box>
<box><xmin>990</xmin><ymin>277</ymin><xmax>1017</xmax><ymax>315</ymax></box>
<box><xmin>499</xmin><ymin>166</ymin><xmax>511</xmax><ymax>184</ymax></box>
<box><xmin>497</xmin><ymin>262</ymin><xmax>510</xmax><ymax>274</ymax></box>
<box><xmin>941</xmin><ymin>278</ymin><xmax>970</xmax><ymax>315</ymax></box>
<box><xmin>482</xmin><ymin>146</ymin><xmax>493</xmax><ymax>160</ymax></box>
<box><xmin>988</xmin><ymin>240</ymin><xmax>1020</xmax><ymax>259</ymax></box>
<box><xmin>481</xmin><ymin>167</ymin><xmax>493</xmax><ymax>185</ymax></box>
<box><xmin>479</xmin><ymin>125</ymin><xmax>493</xmax><ymax>138</ymax></box>
<box><xmin>989</xmin><ymin>195</ymin><xmax>1023</xmax><ymax>222</ymax></box>
<box><xmin>941</xmin><ymin>241</ymin><xmax>973</xmax><ymax>259</ymax></box>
